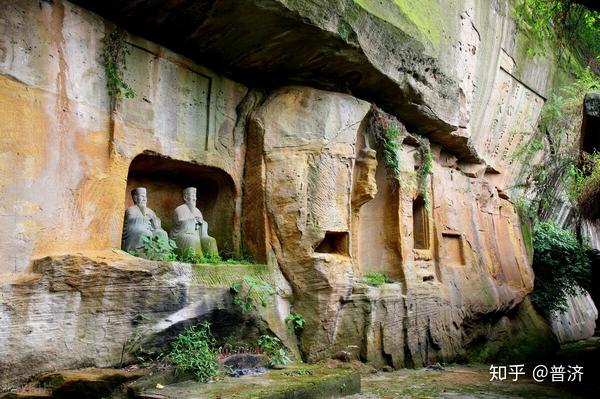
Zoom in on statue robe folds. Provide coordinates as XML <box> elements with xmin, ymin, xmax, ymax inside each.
<box><xmin>122</xmin><ymin>206</ymin><xmax>168</xmax><ymax>252</ymax></box>
<box><xmin>170</xmin><ymin>204</ymin><xmax>219</xmax><ymax>258</ymax></box>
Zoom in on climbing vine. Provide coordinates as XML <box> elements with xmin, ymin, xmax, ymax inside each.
<box><xmin>368</xmin><ymin>106</ymin><xmax>403</xmax><ymax>183</ymax></box>
<box><xmin>368</xmin><ymin>106</ymin><xmax>432</xmax><ymax>207</ymax></box>
<box><xmin>102</xmin><ymin>29</ymin><xmax>135</xmax><ymax>100</ymax></box>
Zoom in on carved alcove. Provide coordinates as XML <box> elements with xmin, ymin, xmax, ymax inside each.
<box><xmin>124</xmin><ymin>154</ymin><xmax>237</xmax><ymax>256</ymax></box>
<box><xmin>413</xmin><ymin>196</ymin><xmax>430</xmax><ymax>250</ymax></box>
<box><xmin>351</xmin><ymin>131</ymin><xmax>405</xmax><ymax>283</ymax></box>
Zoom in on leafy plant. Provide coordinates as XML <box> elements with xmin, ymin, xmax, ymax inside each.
<box><xmin>531</xmin><ymin>222</ymin><xmax>592</xmax><ymax>317</ymax></box>
<box><xmin>230</xmin><ymin>276</ymin><xmax>275</xmax><ymax>313</ymax></box>
<box><xmin>368</xmin><ymin>106</ymin><xmax>405</xmax><ymax>183</ymax></box>
<box><xmin>129</xmin><ymin>235</ymin><xmax>177</xmax><ymax>262</ymax></box>
<box><xmin>360</xmin><ymin>272</ymin><xmax>394</xmax><ymax>287</ymax></box>
<box><xmin>168</xmin><ymin>322</ymin><xmax>219</xmax><ymax>383</ymax></box>
<box><xmin>568</xmin><ymin>151</ymin><xmax>600</xmax><ymax>218</ymax></box>
<box><xmin>512</xmin><ymin>68</ymin><xmax>600</xmax><ymax>221</ymax></box>
<box><xmin>368</xmin><ymin>106</ymin><xmax>432</xmax><ymax>204</ymax></box>
<box><xmin>257</xmin><ymin>335</ymin><xmax>290</xmax><ymax>368</ymax></box>
<box><xmin>415</xmin><ymin>139</ymin><xmax>433</xmax><ymax>209</ymax></box>
<box><xmin>177</xmin><ymin>247</ymin><xmax>223</xmax><ymax>264</ymax></box>
<box><xmin>102</xmin><ymin>29</ymin><xmax>135</xmax><ymax>99</ymax></box>
<box><xmin>513</xmin><ymin>0</ymin><xmax>600</xmax><ymax>66</ymax></box>
<box><xmin>285</xmin><ymin>313</ymin><xmax>306</xmax><ymax>334</ymax></box>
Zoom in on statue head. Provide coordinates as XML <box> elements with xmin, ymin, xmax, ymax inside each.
<box><xmin>183</xmin><ymin>187</ymin><xmax>197</xmax><ymax>208</ymax></box>
<box><xmin>131</xmin><ymin>187</ymin><xmax>147</xmax><ymax>207</ymax></box>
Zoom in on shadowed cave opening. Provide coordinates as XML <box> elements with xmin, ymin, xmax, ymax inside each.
<box><xmin>314</xmin><ymin>231</ymin><xmax>350</xmax><ymax>256</ymax></box>
<box><xmin>124</xmin><ymin>154</ymin><xmax>237</xmax><ymax>257</ymax></box>
<box><xmin>413</xmin><ymin>196</ymin><xmax>430</xmax><ymax>250</ymax></box>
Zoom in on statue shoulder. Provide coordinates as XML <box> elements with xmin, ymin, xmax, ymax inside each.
<box><xmin>173</xmin><ymin>204</ymin><xmax>187</xmax><ymax>214</ymax></box>
<box><xmin>125</xmin><ymin>205</ymin><xmax>140</xmax><ymax>217</ymax></box>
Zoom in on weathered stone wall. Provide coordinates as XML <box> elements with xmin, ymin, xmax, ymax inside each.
<box><xmin>0</xmin><ymin>0</ymin><xmax>595</xmax><ymax>388</ymax></box>
<box><xmin>246</xmin><ymin>86</ymin><xmax>539</xmax><ymax>366</ymax></box>
<box><xmin>0</xmin><ymin>0</ymin><xmax>248</xmax><ymax>274</ymax></box>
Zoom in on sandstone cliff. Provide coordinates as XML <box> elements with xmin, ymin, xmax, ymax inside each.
<box><xmin>0</xmin><ymin>0</ymin><xmax>592</xmax><ymax>388</ymax></box>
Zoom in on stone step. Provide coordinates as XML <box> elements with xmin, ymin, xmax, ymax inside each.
<box><xmin>38</xmin><ymin>367</ymin><xmax>147</xmax><ymax>398</ymax></box>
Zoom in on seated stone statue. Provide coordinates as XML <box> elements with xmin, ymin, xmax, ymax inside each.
<box><xmin>170</xmin><ymin>187</ymin><xmax>219</xmax><ymax>258</ymax></box>
<box><xmin>122</xmin><ymin>187</ymin><xmax>169</xmax><ymax>252</ymax></box>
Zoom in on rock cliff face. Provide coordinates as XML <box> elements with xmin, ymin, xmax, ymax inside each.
<box><xmin>0</xmin><ymin>0</ymin><xmax>590</xmax><ymax>388</ymax></box>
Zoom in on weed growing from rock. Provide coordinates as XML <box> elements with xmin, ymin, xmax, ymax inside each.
<box><xmin>360</xmin><ymin>272</ymin><xmax>395</xmax><ymax>286</ymax></box>
<box><xmin>128</xmin><ymin>235</ymin><xmax>177</xmax><ymax>262</ymax></box>
<box><xmin>257</xmin><ymin>335</ymin><xmax>290</xmax><ymax>368</ymax></box>
<box><xmin>102</xmin><ymin>29</ymin><xmax>135</xmax><ymax>100</ymax></box>
<box><xmin>168</xmin><ymin>322</ymin><xmax>219</xmax><ymax>383</ymax></box>
<box><xmin>285</xmin><ymin>313</ymin><xmax>305</xmax><ymax>334</ymax></box>
<box><xmin>230</xmin><ymin>276</ymin><xmax>275</xmax><ymax>313</ymax></box>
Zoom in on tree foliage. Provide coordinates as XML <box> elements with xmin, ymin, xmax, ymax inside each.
<box><xmin>513</xmin><ymin>68</ymin><xmax>600</xmax><ymax>221</ymax></box>
<box><xmin>531</xmin><ymin>222</ymin><xmax>591</xmax><ymax>317</ymax></box>
<box><xmin>514</xmin><ymin>0</ymin><xmax>600</xmax><ymax>69</ymax></box>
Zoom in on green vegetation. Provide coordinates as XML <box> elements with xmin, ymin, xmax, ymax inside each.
<box><xmin>360</xmin><ymin>272</ymin><xmax>394</xmax><ymax>286</ymax></box>
<box><xmin>101</xmin><ymin>29</ymin><xmax>135</xmax><ymax>100</ymax></box>
<box><xmin>512</xmin><ymin>68</ymin><xmax>600</xmax><ymax>220</ymax></box>
<box><xmin>353</xmin><ymin>0</ymin><xmax>443</xmax><ymax>50</ymax></box>
<box><xmin>415</xmin><ymin>138</ymin><xmax>433</xmax><ymax>209</ymax></box>
<box><xmin>383</xmin><ymin>125</ymin><xmax>402</xmax><ymax>181</ymax></box>
<box><xmin>368</xmin><ymin>106</ymin><xmax>432</xmax><ymax>205</ymax></box>
<box><xmin>128</xmin><ymin>235</ymin><xmax>177</xmax><ymax>262</ymax></box>
<box><xmin>129</xmin><ymin>239</ymin><xmax>262</xmax><ymax>266</ymax></box>
<box><xmin>531</xmin><ymin>222</ymin><xmax>591</xmax><ymax>317</ymax></box>
<box><xmin>369</xmin><ymin>107</ymin><xmax>404</xmax><ymax>183</ymax></box>
<box><xmin>513</xmin><ymin>0</ymin><xmax>600</xmax><ymax>65</ymax></box>
<box><xmin>285</xmin><ymin>313</ymin><xmax>306</xmax><ymax>334</ymax></box>
<box><xmin>568</xmin><ymin>151</ymin><xmax>600</xmax><ymax>212</ymax></box>
<box><xmin>257</xmin><ymin>335</ymin><xmax>290</xmax><ymax>367</ymax></box>
<box><xmin>168</xmin><ymin>322</ymin><xmax>219</xmax><ymax>383</ymax></box>
<box><xmin>230</xmin><ymin>276</ymin><xmax>275</xmax><ymax>313</ymax></box>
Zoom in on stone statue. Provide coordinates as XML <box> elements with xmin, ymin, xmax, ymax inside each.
<box><xmin>170</xmin><ymin>187</ymin><xmax>219</xmax><ymax>258</ymax></box>
<box><xmin>122</xmin><ymin>187</ymin><xmax>169</xmax><ymax>252</ymax></box>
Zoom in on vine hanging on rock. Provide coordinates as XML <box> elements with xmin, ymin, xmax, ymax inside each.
<box><xmin>367</xmin><ymin>105</ymin><xmax>433</xmax><ymax>207</ymax></box>
<box><xmin>102</xmin><ymin>28</ymin><xmax>135</xmax><ymax>101</ymax></box>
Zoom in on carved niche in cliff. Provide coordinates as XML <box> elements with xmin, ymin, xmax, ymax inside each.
<box><xmin>124</xmin><ymin>154</ymin><xmax>236</xmax><ymax>256</ymax></box>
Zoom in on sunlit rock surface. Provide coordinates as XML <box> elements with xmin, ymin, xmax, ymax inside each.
<box><xmin>0</xmin><ymin>0</ymin><xmax>594</xmax><ymax>388</ymax></box>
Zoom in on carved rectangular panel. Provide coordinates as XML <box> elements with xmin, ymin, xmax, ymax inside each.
<box><xmin>120</xmin><ymin>42</ymin><xmax>213</xmax><ymax>150</ymax></box>
<box><xmin>442</xmin><ymin>233</ymin><xmax>465</xmax><ymax>266</ymax></box>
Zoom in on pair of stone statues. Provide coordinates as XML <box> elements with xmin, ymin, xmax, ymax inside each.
<box><xmin>122</xmin><ymin>187</ymin><xmax>219</xmax><ymax>258</ymax></box>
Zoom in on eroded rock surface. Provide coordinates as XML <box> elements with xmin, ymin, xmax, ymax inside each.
<box><xmin>0</xmin><ymin>252</ymin><xmax>290</xmax><ymax>388</ymax></box>
<box><xmin>0</xmin><ymin>0</ymin><xmax>594</xmax><ymax>388</ymax></box>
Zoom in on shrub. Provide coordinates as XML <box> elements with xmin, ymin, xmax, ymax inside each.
<box><xmin>129</xmin><ymin>235</ymin><xmax>177</xmax><ymax>262</ymax></box>
<box><xmin>168</xmin><ymin>322</ymin><xmax>219</xmax><ymax>383</ymax></box>
<box><xmin>360</xmin><ymin>272</ymin><xmax>394</xmax><ymax>287</ymax></box>
<box><xmin>285</xmin><ymin>313</ymin><xmax>306</xmax><ymax>334</ymax></box>
<box><xmin>257</xmin><ymin>335</ymin><xmax>290</xmax><ymax>368</ymax></box>
<box><xmin>531</xmin><ymin>222</ymin><xmax>592</xmax><ymax>317</ymax></box>
<box><xmin>230</xmin><ymin>276</ymin><xmax>275</xmax><ymax>313</ymax></box>
<box><xmin>568</xmin><ymin>151</ymin><xmax>600</xmax><ymax>219</ymax></box>
<box><xmin>102</xmin><ymin>29</ymin><xmax>135</xmax><ymax>99</ymax></box>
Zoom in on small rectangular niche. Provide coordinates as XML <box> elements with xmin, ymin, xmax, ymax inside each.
<box><xmin>314</xmin><ymin>231</ymin><xmax>349</xmax><ymax>256</ymax></box>
<box><xmin>442</xmin><ymin>233</ymin><xmax>465</xmax><ymax>266</ymax></box>
<box><xmin>413</xmin><ymin>196</ymin><xmax>430</xmax><ymax>250</ymax></box>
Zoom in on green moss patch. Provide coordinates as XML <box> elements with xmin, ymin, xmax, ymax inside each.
<box><xmin>353</xmin><ymin>0</ymin><xmax>443</xmax><ymax>50</ymax></box>
<box><xmin>138</xmin><ymin>364</ymin><xmax>359</xmax><ymax>399</ymax></box>
<box><xmin>190</xmin><ymin>264</ymin><xmax>271</xmax><ymax>287</ymax></box>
